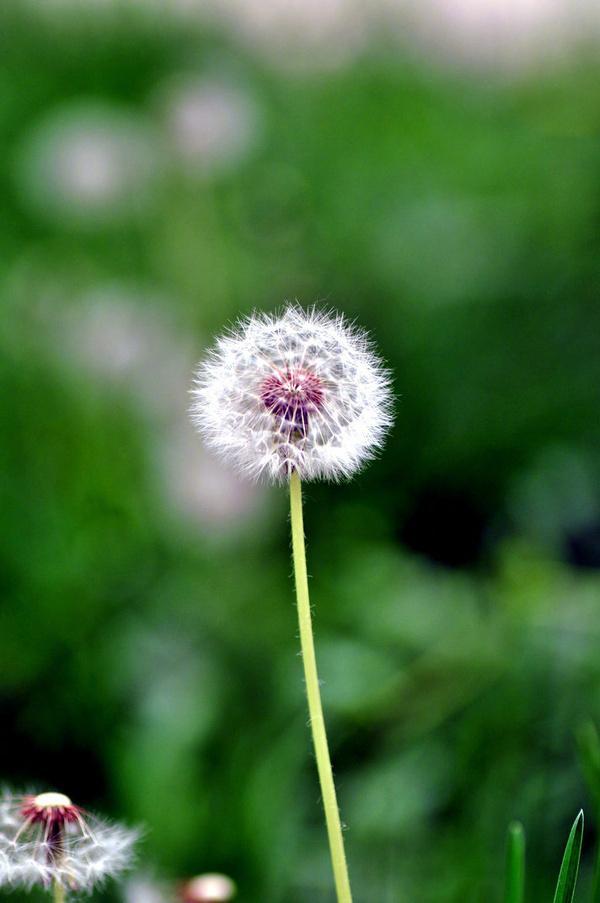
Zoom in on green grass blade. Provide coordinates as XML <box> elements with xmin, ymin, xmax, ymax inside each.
<box><xmin>504</xmin><ymin>821</ymin><xmax>525</xmax><ymax>903</ymax></box>
<box><xmin>552</xmin><ymin>810</ymin><xmax>584</xmax><ymax>903</ymax></box>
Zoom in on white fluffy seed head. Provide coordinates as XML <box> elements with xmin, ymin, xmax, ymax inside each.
<box><xmin>0</xmin><ymin>789</ymin><xmax>138</xmax><ymax>893</ymax></box>
<box><xmin>190</xmin><ymin>305</ymin><xmax>394</xmax><ymax>484</ymax></box>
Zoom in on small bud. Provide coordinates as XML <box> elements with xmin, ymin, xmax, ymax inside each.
<box><xmin>180</xmin><ymin>873</ymin><xmax>237</xmax><ymax>902</ymax></box>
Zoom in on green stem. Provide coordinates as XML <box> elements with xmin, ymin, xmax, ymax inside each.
<box><xmin>289</xmin><ymin>470</ymin><xmax>353</xmax><ymax>903</ymax></box>
<box><xmin>53</xmin><ymin>880</ymin><xmax>65</xmax><ymax>903</ymax></box>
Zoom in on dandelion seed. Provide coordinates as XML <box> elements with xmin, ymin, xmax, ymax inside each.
<box><xmin>0</xmin><ymin>789</ymin><xmax>138</xmax><ymax>892</ymax></box>
<box><xmin>190</xmin><ymin>304</ymin><xmax>393</xmax><ymax>483</ymax></box>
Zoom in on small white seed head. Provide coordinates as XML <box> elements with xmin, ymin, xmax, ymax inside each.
<box><xmin>0</xmin><ymin>789</ymin><xmax>138</xmax><ymax>892</ymax></box>
<box><xmin>190</xmin><ymin>304</ymin><xmax>393</xmax><ymax>483</ymax></box>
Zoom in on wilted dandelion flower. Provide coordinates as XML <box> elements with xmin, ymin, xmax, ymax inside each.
<box><xmin>190</xmin><ymin>305</ymin><xmax>393</xmax><ymax>483</ymax></box>
<box><xmin>0</xmin><ymin>790</ymin><xmax>137</xmax><ymax>891</ymax></box>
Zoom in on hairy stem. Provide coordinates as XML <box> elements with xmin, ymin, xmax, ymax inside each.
<box><xmin>53</xmin><ymin>880</ymin><xmax>65</xmax><ymax>903</ymax></box>
<box><xmin>289</xmin><ymin>470</ymin><xmax>352</xmax><ymax>903</ymax></box>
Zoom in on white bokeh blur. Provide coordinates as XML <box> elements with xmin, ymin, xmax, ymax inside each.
<box><xmin>157</xmin><ymin>74</ymin><xmax>261</xmax><ymax>176</ymax></box>
<box><xmin>56</xmin><ymin>285</ymin><xmax>266</xmax><ymax>532</ymax></box>
<box><xmin>17</xmin><ymin>105</ymin><xmax>161</xmax><ymax>224</ymax></box>
<box><xmin>26</xmin><ymin>0</ymin><xmax>600</xmax><ymax>72</ymax></box>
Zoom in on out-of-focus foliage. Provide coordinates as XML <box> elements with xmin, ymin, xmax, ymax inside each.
<box><xmin>1</xmin><ymin>3</ymin><xmax>600</xmax><ymax>902</ymax></box>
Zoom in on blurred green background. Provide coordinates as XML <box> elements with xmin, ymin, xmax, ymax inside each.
<box><xmin>1</xmin><ymin>2</ymin><xmax>600</xmax><ymax>901</ymax></box>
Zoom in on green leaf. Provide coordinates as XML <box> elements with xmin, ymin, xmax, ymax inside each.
<box><xmin>504</xmin><ymin>821</ymin><xmax>525</xmax><ymax>903</ymax></box>
<box><xmin>552</xmin><ymin>810</ymin><xmax>584</xmax><ymax>903</ymax></box>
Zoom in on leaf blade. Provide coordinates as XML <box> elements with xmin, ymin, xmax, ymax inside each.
<box><xmin>552</xmin><ymin>810</ymin><xmax>584</xmax><ymax>903</ymax></box>
<box><xmin>504</xmin><ymin>821</ymin><xmax>525</xmax><ymax>903</ymax></box>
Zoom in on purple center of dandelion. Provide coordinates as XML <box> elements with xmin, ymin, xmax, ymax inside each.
<box><xmin>21</xmin><ymin>793</ymin><xmax>82</xmax><ymax>864</ymax></box>
<box><xmin>260</xmin><ymin>368</ymin><xmax>324</xmax><ymax>435</ymax></box>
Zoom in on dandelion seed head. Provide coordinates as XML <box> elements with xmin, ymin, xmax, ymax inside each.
<box><xmin>0</xmin><ymin>789</ymin><xmax>137</xmax><ymax>892</ymax></box>
<box><xmin>190</xmin><ymin>304</ymin><xmax>393</xmax><ymax>483</ymax></box>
